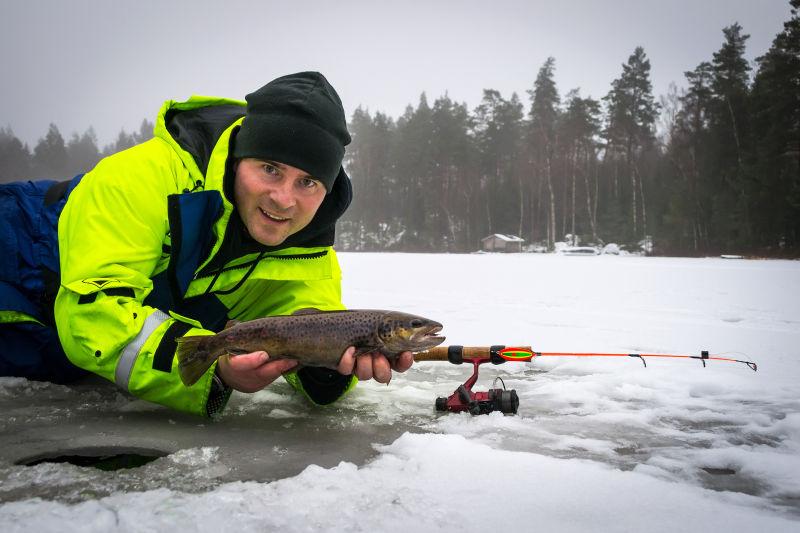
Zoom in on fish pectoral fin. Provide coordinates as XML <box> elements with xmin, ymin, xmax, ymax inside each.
<box><xmin>222</xmin><ymin>319</ymin><xmax>241</xmax><ymax>330</ymax></box>
<box><xmin>353</xmin><ymin>346</ymin><xmax>382</xmax><ymax>357</ymax></box>
<box><xmin>226</xmin><ymin>348</ymin><xmax>251</xmax><ymax>356</ymax></box>
<box><xmin>291</xmin><ymin>307</ymin><xmax>322</xmax><ymax>315</ymax></box>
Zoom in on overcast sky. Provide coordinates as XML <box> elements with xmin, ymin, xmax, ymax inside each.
<box><xmin>0</xmin><ymin>0</ymin><xmax>793</xmax><ymax>149</ymax></box>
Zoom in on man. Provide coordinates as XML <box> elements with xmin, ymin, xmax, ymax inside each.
<box><xmin>0</xmin><ymin>72</ymin><xmax>412</xmax><ymax>417</ymax></box>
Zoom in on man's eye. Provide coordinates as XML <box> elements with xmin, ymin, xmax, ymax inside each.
<box><xmin>263</xmin><ymin>164</ymin><xmax>279</xmax><ymax>175</ymax></box>
<box><xmin>300</xmin><ymin>178</ymin><xmax>318</xmax><ymax>189</ymax></box>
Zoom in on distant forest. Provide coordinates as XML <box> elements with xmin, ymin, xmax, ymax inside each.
<box><xmin>1</xmin><ymin>2</ymin><xmax>798</xmax><ymax>257</ymax></box>
<box><xmin>0</xmin><ymin>120</ymin><xmax>154</xmax><ymax>184</ymax></box>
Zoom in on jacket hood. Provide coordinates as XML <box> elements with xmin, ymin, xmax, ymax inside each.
<box><xmin>158</xmin><ymin>97</ymin><xmax>352</xmax><ymax>267</ymax></box>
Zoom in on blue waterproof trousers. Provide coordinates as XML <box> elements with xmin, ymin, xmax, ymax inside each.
<box><xmin>0</xmin><ymin>178</ymin><xmax>87</xmax><ymax>383</ymax></box>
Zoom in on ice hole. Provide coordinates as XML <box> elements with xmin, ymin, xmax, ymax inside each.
<box><xmin>16</xmin><ymin>447</ymin><xmax>168</xmax><ymax>471</ymax></box>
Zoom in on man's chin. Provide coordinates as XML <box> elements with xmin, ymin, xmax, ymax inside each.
<box><xmin>243</xmin><ymin>224</ymin><xmax>284</xmax><ymax>246</ymax></box>
<box><xmin>255</xmin><ymin>234</ymin><xmax>287</xmax><ymax>247</ymax></box>
<box><xmin>247</xmin><ymin>217</ymin><xmax>303</xmax><ymax>246</ymax></box>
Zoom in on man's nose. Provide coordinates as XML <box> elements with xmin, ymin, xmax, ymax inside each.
<box><xmin>268</xmin><ymin>180</ymin><xmax>296</xmax><ymax>210</ymax></box>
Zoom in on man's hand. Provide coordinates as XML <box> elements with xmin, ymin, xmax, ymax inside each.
<box><xmin>336</xmin><ymin>347</ymin><xmax>413</xmax><ymax>384</ymax></box>
<box><xmin>216</xmin><ymin>351</ymin><xmax>298</xmax><ymax>393</ymax></box>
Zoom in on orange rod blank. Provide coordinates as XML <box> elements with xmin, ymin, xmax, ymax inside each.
<box><xmin>414</xmin><ymin>346</ymin><xmax>757</xmax><ymax>371</ymax></box>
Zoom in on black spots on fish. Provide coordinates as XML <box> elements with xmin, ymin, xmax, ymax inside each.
<box><xmin>296</xmin><ymin>318</ymin><xmax>312</xmax><ymax>342</ymax></box>
<box><xmin>352</xmin><ymin>334</ymin><xmax>375</xmax><ymax>350</ymax></box>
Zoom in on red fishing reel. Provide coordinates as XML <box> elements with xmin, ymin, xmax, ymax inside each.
<box><xmin>434</xmin><ymin>346</ymin><xmax>519</xmax><ymax>415</ymax></box>
<box><xmin>423</xmin><ymin>343</ymin><xmax>758</xmax><ymax>415</ymax></box>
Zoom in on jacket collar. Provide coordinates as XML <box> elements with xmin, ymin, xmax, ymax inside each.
<box><xmin>155</xmin><ymin>97</ymin><xmax>352</xmax><ymax>276</ymax></box>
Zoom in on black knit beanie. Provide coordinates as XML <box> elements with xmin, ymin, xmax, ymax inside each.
<box><xmin>233</xmin><ymin>72</ymin><xmax>351</xmax><ymax>193</ymax></box>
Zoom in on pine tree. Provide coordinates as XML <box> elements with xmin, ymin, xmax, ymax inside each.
<box><xmin>65</xmin><ymin>127</ymin><xmax>101</xmax><ymax>176</ymax></box>
<box><xmin>103</xmin><ymin>128</ymin><xmax>137</xmax><ymax>156</ymax></box>
<box><xmin>602</xmin><ymin>47</ymin><xmax>659</xmax><ymax>243</ymax></box>
<box><xmin>391</xmin><ymin>94</ymin><xmax>438</xmax><ymax>250</ymax></box>
<box><xmin>527</xmin><ymin>57</ymin><xmax>561</xmax><ymax>246</ymax></box>
<box><xmin>131</xmin><ymin>119</ymin><xmax>154</xmax><ymax>144</ymax></box>
<box><xmin>662</xmin><ymin>62</ymin><xmax>715</xmax><ymax>252</ymax></box>
<box><xmin>344</xmin><ymin>106</ymin><xmax>377</xmax><ymax>247</ymax></box>
<box><xmin>0</xmin><ymin>127</ymin><xmax>32</xmax><ymax>183</ymax></box>
<box><xmin>708</xmin><ymin>23</ymin><xmax>753</xmax><ymax>249</ymax></box>
<box><xmin>430</xmin><ymin>94</ymin><xmax>475</xmax><ymax>250</ymax></box>
<box><xmin>32</xmin><ymin>123</ymin><xmax>68</xmax><ymax>178</ymax></box>
<box><xmin>475</xmin><ymin>89</ymin><xmax>525</xmax><ymax>241</ymax></box>
<box><xmin>341</xmin><ymin>107</ymin><xmax>398</xmax><ymax>250</ymax></box>
<box><xmin>560</xmin><ymin>90</ymin><xmax>601</xmax><ymax>242</ymax></box>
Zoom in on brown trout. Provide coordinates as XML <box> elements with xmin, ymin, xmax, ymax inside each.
<box><xmin>176</xmin><ymin>309</ymin><xmax>445</xmax><ymax>386</ymax></box>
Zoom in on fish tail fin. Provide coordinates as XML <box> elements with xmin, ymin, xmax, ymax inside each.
<box><xmin>176</xmin><ymin>334</ymin><xmax>218</xmax><ymax>387</ymax></box>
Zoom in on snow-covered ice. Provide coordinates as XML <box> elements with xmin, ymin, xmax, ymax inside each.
<box><xmin>1</xmin><ymin>253</ymin><xmax>798</xmax><ymax>532</ymax></box>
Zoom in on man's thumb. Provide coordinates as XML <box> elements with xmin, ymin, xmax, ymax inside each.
<box><xmin>225</xmin><ymin>351</ymin><xmax>269</xmax><ymax>370</ymax></box>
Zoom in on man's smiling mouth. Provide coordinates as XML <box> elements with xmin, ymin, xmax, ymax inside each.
<box><xmin>259</xmin><ymin>207</ymin><xmax>290</xmax><ymax>222</ymax></box>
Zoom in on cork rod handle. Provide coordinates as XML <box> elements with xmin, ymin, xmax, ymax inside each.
<box><xmin>413</xmin><ymin>346</ymin><xmax>533</xmax><ymax>362</ymax></box>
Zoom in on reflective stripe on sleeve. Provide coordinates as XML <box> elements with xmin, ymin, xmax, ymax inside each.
<box><xmin>115</xmin><ymin>309</ymin><xmax>170</xmax><ymax>390</ymax></box>
<box><xmin>0</xmin><ymin>311</ymin><xmax>44</xmax><ymax>326</ymax></box>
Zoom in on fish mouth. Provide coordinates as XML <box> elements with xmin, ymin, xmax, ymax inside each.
<box><xmin>411</xmin><ymin>323</ymin><xmax>445</xmax><ymax>347</ymax></box>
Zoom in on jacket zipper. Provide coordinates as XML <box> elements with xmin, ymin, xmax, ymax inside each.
<box><xmin>192</xmin><ymin>250</ymin><xmax>328</xmax><ymax>281</ymax></box>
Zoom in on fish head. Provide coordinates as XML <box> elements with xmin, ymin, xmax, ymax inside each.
<box><xmin>377</xmin><ymin>312</ymin><xmax>445</xmax><ymax>354</ymax></box>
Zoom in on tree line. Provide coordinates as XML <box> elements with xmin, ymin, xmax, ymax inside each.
<box><xmin>2</xmin><ymin>2</ymin><xmax>797</xmax><ymax>256</ymax></box>
<box><xmin>0</xmin><ymin>120</ymin><xmax>153</xmax><ymax>183</ymax></box>
<box><xmin>338</xmin><ymin>2</ymin><xmax>799</xmax><ymax>256</ymax></box>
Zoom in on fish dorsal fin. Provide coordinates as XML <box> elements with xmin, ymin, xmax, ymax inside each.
<box><xmin>223</xmin><ymin>319</ymin><xmax>241</xmax><ymax>330</ymax></box>
<box><xmin>292</xmin><ymin>308</ymin><xmax>322</xmax><ymax>315</ymax></box>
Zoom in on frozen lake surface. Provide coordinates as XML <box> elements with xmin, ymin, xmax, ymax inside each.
<box><xmin>1</xmin><ymin>253</ymin><xmax>799</xmax><ymax>531</ymax></box>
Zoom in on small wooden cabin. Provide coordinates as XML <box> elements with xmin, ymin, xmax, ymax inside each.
<box><xmin>480</xmin><ymin>234</ymin><xmax>525</xmax><ymax>252</ymax></box>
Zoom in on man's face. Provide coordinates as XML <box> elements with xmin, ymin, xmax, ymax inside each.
<box><xmin>233</xmin><ymin>158</ymin><xmax>327</xmax><ymax>246</ymax></box>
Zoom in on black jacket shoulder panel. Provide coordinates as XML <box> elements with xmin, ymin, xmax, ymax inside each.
<box><xmin>165</xmin><ymin>105</ymin><xmax>245</xmax><ymax>175</ymax></box>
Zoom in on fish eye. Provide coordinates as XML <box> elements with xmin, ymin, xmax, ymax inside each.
<box><xmin>411</xmin><ymin>319</ymin><xmax>423</xmax><ymax>328</ymax></box>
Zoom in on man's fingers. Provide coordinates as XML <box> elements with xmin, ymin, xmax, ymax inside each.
<box><xmin>216</xmin><ymin>351</ymin><xmax>299</xmax><ymax>393</ymax></box>
<box><xmin>392</xmin><ymin>351</ymin><xmax>414</xmax><ymax>373</ymax></box>
<box><xmin>253</xmin><ymin>359</ymin><xmax>298</xmax><ymax>381</ymax></box>
<box><xmin>337</xmin><ymin>346</ymin><xmax>356</xmax><ymax>375</ymax></box>
<box><xmin>372</xmin><ymin>354</ymin><xmax>391</xmax><ymax>384</ymax></box>
<box><xmin>336</xmin><ymin>348</ymin><xmax>413</xmax><ymax>382</ymax></box>
<box><xmin>224</xmin><ymin>351</ymin><xmax>269</xmax><ymax>371</ymax></box>
<box><xmin>355</xmin><ymin>353</ymin><xmax>373</xmax><ymax>381</ymax></box>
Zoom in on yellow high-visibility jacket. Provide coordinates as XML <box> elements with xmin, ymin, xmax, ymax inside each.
<box><xmin>55</xmin><ymin>96</ymin><xmax>355</xmax><ymax>416</ymax></box>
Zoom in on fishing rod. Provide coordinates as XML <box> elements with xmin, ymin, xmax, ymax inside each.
<box><xmin>414</xmin><ymin>345</ymin><xmax>758</xmax><ymax>416</ymax></box>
